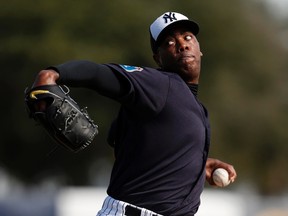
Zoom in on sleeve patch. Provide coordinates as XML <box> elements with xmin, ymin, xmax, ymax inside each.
<box><xmin>120</xmin><ymin>64</ymin><xmax>143</xmax><ymax>72</ymax></box>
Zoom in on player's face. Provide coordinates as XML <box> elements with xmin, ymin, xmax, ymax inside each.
<box><xmin>153</xmin><ymin>27</ymin><xmax>203</xmax><ymax>84</ymax></box>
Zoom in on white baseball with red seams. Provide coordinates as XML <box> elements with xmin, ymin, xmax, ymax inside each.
<box><xmin>212</xmin><ymin>168</ymin><xmax>231</xmax><ymax>187</ymax></box>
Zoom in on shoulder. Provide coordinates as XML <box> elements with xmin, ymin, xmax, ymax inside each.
<box><xmin>105</xmin><ymin>63</ymin><xmax>159</xmax><ymax>74</ymax></box>
<box><xmin>105</xmin><ymin>64</ymin><xmax>184</xmax><ymax>82</ymax></box>
<box><xmin>104</xmin><ymin>64</ymin><xmax>172</xmax><ymax>84</ymax></box>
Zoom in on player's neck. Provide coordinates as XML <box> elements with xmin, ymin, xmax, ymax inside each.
<box><xmin>187</xmin><ymin>83</ymin><xmax>198</xmax><ymax>97</ymax></box>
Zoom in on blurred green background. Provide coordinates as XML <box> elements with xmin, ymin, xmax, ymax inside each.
<box><xmin>1</xmin><ymin>0</ymin><xmax>288</xmax><ymax>196</ymax></box>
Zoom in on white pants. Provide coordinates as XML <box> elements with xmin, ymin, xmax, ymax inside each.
<box><xmin>96</xmin><ymin>196</ymin><xmax>162</xmax><ymax>216</ymax></box>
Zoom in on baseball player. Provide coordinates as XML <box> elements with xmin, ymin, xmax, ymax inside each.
<box><xmin>31</xmin><ymin>12</ymin><xmax>237</xmax><ymax>216</ymax></box>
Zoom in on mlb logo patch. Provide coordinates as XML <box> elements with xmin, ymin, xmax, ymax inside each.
<box><xmin>120</xmin><ymin>64</ymin><xmax>143</xmax><ymax>72</ymax></box>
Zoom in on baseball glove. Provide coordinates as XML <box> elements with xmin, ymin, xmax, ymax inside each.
<box><xmin>24</xmin><ymin>84</ymin><xmax>98</xmax><ymax>152</ymax></box>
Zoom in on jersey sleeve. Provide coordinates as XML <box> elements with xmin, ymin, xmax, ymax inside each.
<box><xmin>105</xmin><ymin>64</ymin><xmax>170</xmax><ymax>116</ymax></box>
<box><xmin>49</xmin><ymin>60</ymin><xmax>129</xmax><ymax>100</ymax></box>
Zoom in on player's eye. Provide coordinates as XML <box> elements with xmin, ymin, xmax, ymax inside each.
<box><xmin>163</xmin><ymin>39</ymin><xmax>175</xmax><ymax>47</ymax></box>
<box><xmin>185</xmin><ymin>35</ymin><xmax>192</xmax><ymax>41</ymax></box>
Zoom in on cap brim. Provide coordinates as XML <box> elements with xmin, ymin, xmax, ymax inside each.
<box><xmin>157</xmin><ymin>19</ymin><xmax>199</xmax><ymax>42</ymax></box>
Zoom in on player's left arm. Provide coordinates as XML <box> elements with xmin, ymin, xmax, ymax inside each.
<box><xmin>205</xmin><ymin>158</ymin><xmax>237</xmax><ymax>186</ymax></box>
<box><xmin>32</xmin><ymin>61</ymin><xmax>130</xmax><ymax>100</ymax></box>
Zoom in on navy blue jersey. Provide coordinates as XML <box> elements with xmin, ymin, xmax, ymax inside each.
<box><xmin>105</xmin><ymin>64</ymin><xmax>210</xmax><ymax>215</ymax></box>
<box><xmin>54</xmin><ymin>60</ymin><xmax>210</xmax><ymax>215</ymax></box>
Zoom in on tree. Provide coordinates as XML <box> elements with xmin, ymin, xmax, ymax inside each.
<box><xmin>1</xmin><ymin>0</ymin><xmax>287</xmax><ymax>194</ymax></box>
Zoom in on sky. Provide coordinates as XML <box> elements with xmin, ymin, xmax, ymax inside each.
<box><xmin>265</xmin><ymin>0</ymin><xmax>288</xmax><ymax>19</ymax></box>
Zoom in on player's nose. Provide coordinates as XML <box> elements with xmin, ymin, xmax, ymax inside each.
<box><xmin>177</xmin><ymin>39</ymin><xmax>189</xmax><ymax>53</ymax></box>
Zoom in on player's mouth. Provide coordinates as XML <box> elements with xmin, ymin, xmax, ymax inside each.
<box><xmin>178</xmin><ymin>54</ymin><xmax>195</xmax><ymax>63</ymax></box>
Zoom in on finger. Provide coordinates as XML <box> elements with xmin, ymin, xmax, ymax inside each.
<box><xmin>227</xmin><ymin>166</ymin><xmax>237</xmax><ymax>182</ymax></box>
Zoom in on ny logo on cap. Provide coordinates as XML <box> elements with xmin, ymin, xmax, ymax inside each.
<box><xmin>163</xmin><ymin>12</ymin><xmax>177</xmax><ymax>24</ymax></box>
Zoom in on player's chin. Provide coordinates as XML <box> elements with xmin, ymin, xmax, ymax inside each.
<box><xmin>178</xmin><ymin>65</ymin><xmax>199</xmax><ymax>78</ymax></box>
<box><xmin>178</xmin><ymin>70</ymin><xmax>200</xmax><ymax>83</ymax></box>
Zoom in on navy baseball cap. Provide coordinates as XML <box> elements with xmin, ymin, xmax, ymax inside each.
<box><xmin>149</xmin><ymin>12</ymin><xmax>199</xmax><ymax>53</ymax></box>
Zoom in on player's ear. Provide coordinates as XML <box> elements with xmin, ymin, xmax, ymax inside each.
<box><xmin>153</xmin><ymin>53</ymin><xmax>162</xmax><ymax>67</ymax></box>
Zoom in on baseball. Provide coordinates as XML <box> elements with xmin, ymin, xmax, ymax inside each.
<box><xmin>212</xmin><ymin>168</ymin><xmax>230</xmax><ymax>187</ymax></box>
